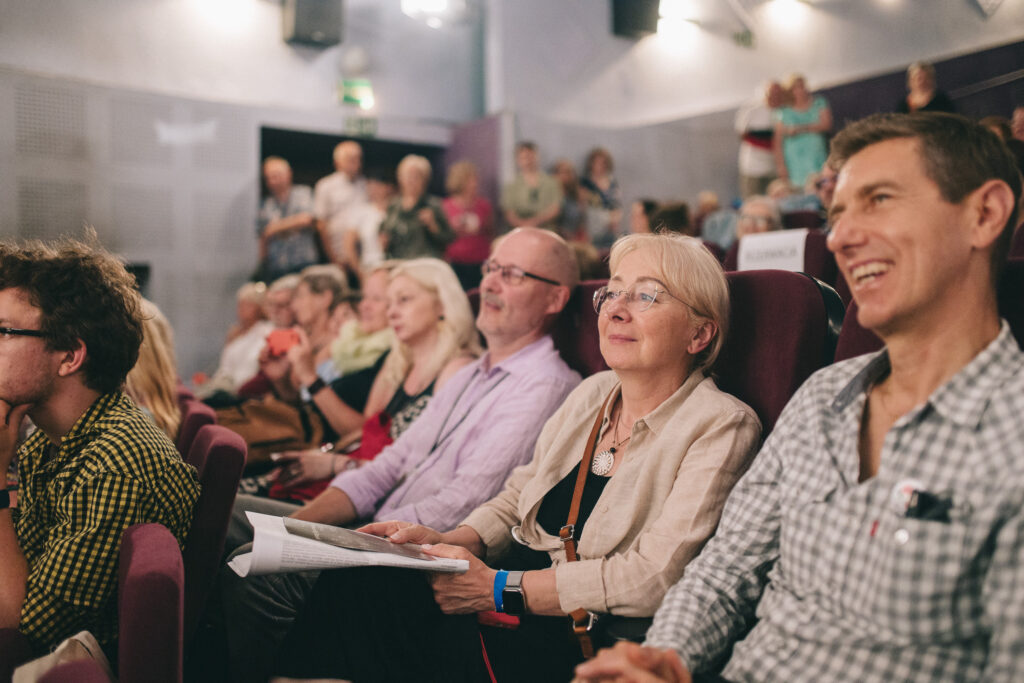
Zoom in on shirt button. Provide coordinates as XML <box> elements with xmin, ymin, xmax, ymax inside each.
<box><xmin>894</xmin><ymin>528</ymin><xmax>909</xmax><ymax>545</ymax></box>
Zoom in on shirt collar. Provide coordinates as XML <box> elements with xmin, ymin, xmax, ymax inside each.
<box><xmin>830</xmin><ymin>320</ymin><xmax>1020</xmax><ymax>429</ymax></box>
<box><xmin>53</xmin><ymin>392</ymin><xmax>126</xmax><ymax>453</ymax></box>
<box><xmin>478</xmin><ymin>335</ymin><xmax>557</xmax><ymax>377</ymax></box>
<box><xmin>605</xmin><ymin>369</ymin><xmax>707</xmax><ymax>438</ymax></box>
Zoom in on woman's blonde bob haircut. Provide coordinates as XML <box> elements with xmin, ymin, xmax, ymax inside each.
<box><xmin>445</xmin><ymin>160</ymin><xmax>478</xmax><ymax>195</ymax></box>
<box><xmin>378</xmin><ymin>258</ymin><xmax>481</xmax><ymax>391</ymax></box>
<box><xmin>608</xmin><ymin>233</ymin><xmax>729</xmax><ymax>373</ymax></box>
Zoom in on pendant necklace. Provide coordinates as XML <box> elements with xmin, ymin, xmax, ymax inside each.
<box><xmin>591</xmin><ymin>408</ymin><xmax>631</xmax><ymax>476</ymax></box>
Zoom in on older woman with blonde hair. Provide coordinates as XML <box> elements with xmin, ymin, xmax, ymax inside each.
<box><xmin>258</xmin><ymin>257</ymin><xmax>481</xmax><ymax>502</ymax></box>
<box><xmin>126</xmin><ymin>299</ymin><xmax>182</xmax><ymax>441</ymax></box>
<box><xmin>380</xmin><ymin>154</ymin><xmax>456</xmax><ymax>260</ymax></box>
<box><xmin>275</xmin><ymin>232</ymin><xmax>762</xmax><ymax>683</ymax></box>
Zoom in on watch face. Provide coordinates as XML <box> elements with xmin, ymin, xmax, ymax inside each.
<box><xmin>502</xmin><ymin>588</ymin><xmax>526</xmax><ymax>616</ymax></box>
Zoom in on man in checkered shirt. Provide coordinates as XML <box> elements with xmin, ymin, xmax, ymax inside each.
<box><xmin>0</xmin><ymin>236</ymin><xmax>199</xmax><ymax>659</ymax></box>
<box><xmin>575</xmin><ymin>113</ymin><xmax>1023</xmax><ymax>682</ymax></box>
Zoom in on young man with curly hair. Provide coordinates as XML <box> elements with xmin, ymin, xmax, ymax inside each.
<box><xmin>0</xmin><ymin>235</ymin><xmax>200</xmax><ymax>659</ymax></box>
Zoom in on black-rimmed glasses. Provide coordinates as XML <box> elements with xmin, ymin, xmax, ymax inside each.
<box><xmin>481</xmin><ymin>259</ymin><xmax>561</xmax><ymax>286</ymax></box>
<box><xmin>0</xmin><ymin>326</ymin><xmax>46</xmax><ymax>339</ymax></box>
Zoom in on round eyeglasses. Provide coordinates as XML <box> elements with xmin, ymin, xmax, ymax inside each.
<box><xmin>593</xmin><ymin>283</ymin><xmax>700</xmax><ymax>316</ymax></box>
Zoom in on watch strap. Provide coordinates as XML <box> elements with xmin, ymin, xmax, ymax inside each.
<box><xmin>306</xmin><ymin>377</ymin><xmax>327</xmax><ymax>396</ymax></box>
<box><xmin>0</xmin><ymin>489</ymin><xmax>11</xmax><ymax>510</ymax></box>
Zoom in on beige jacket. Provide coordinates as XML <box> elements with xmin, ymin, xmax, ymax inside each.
<box><xmin>461</xmin><ymin>370</ymin><xmax>761</xmax><ymax>617</ymax></box>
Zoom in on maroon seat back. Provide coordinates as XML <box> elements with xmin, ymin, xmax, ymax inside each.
<box><xmin>715</xmin><ymin>270</ymin><xmax>845</xmax><ymax>435</ymax></box>
<box><xmin>833</xmin><ymin>300</ymin><xmax>883</xmax><ymax>362</ymax></box>
<box><xmin>182</xmin><ymin>425</ymin><xmax>246</xmax><ymax>648</ymax></box>
<box><xmin>782</xmin><ymin>209</ymin><xmax>825</xmax><ymax>230</ymax></box>
<box><xmin>701</xmin><ymin>240</ymin><xmax>725</xmax><ymax>263</ymax></box>
<box><xmin>118</xmin><ymin>523</ymin><xmax>185</xmax><ymax>683</ymax></box>
<box><xmin>175</xmin><ymin>399</ymin><xmax>215</xmax><ymax>456</ymax></box>
<box><xmin>723</xmin><ymin>230</ymin><xmax>838</xmax><ymax>287</ymax></box>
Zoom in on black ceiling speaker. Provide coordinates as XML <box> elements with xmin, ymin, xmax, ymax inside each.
<box><xmin>283</xmin><ymin>0</ymin><xmax>343</xmax><ymax>48</ymax></box>
<box><xmin>611</xmin><ymin>0</ymin><xmax>659</xmax><ymax>39</ymax></box>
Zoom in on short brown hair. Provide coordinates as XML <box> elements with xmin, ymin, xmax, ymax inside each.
<box><xmin>0</xmin><ymin>233</ymin><xmax>144</xmax><ymax>394</ymax></box>
<box><xmin>830</xmin><ymin>112</ymin><xmax>1021</xmax><ymax>278</ymax></box>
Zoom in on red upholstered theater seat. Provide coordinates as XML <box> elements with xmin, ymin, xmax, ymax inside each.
<box><xmin>176</xmin><ymin>398</ymin><xmax>216</xmax><ymax>456</ymax></box>
<box><xmin>782</xmin><ymin>209</ymin><xmax>825</xmax><ymax>230</ymax></box>
<box><xmin>724</xmin><ymin>230</ymin><xmax>839</xmax><ymax>288</ymax></box>
<box><xmin>715</xmin><ymin>270</ymin><xmax>844</xmax><ymax>435</ymax></box>
<box><xmin>182</xmin><ymin>425</ymin><xmax>246</xmax><ymax>657</ymax></box>
<box><xmin>39</xmin><ymin>523</ymin><xmax>185</xmax><ymax>683</ymax></box>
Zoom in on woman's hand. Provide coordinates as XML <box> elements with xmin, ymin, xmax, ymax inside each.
<box><xmin>418</xmin><ymin>207</ymin><xmax>439</xmax><ymax>233</ymax></box>
<box><xmin>424</xmin><ymin>544</ymin><xmax>497</xmax><ymax>614</ymax></box>
<box><xmin>285</xmin><ymin>327</ymin><xmax>318</xmax><ymax>388</ymax></box>
<box><xmin>357</xmin><ymin>521</ymin><xmax>444</xmax><ymax>546</ymax></box>
<box><xmin>272</xmin><ymin>450</ymin><xmax>343</xmax><ymax>486</ymax></box>
<box><xmin>259</xmin><ymin>343</ymin><xmax>292</xmax><ymax>383</ymax></box>
<box><xmin>573</xmin><ymin>642</ymin><xmax>691</xmax><ymax>683</ymax></box>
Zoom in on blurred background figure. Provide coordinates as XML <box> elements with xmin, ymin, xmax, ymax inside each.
<box><xmin>501</xmin><ymin>141</ymin><xmax>562</xmax><ymax>231</ymax></box>
<box><xmin>735</xmin><ymin>195</ymin><xmax>782</xmax><ymax>240</ymax></box>
<box><xmin>692</xmin><ymin>190</ymin><xmax>720</xmax><ymax>236</ymax></box>
<box><xmin>629</xmin><ymin>198</ymin><xmax>659</xmax><ymax>234</ymax></box>
<box><xmin>650</xmin><ymin>202</ymin><xmax>694</xmax><ymax>236</ymax></box>
<box><xmin>735</xmin><ymin>81</ymin><xmax>786</xmax><ymax>198</ymax></box>
<box><xmin>774</xmin><ymin>73</ymin><xmax>832</xmax><ymax>187</ymax></box>
<box><xmin>314</xmin><ymin>141</ymin><xmax>367</xmax><ymax>266</ymax></box>
<box><xmin>581</xmin><ymin>146</ymin><xmax>623</xmax><ymax>249</ymax></box>
<box><xmin>257</xmin><ymin>156</ymin><xmax>321</xmax><ymax>284</ymax></box>
<box><xmin>551</xmin><ymin>158</ymin><xmax>587</xmax><ymax>241</ymax></box>
<box><xmin>381</xmin><ymin>155</ymin><xmax>454</xmax><ymax>260</ymax></box>
<box><xmin>194</xmin><ymin>281</ymin><xmax>276</xmax><ymax>399</ymax></box>
<box><xmin>443</xmin><ymin>160</ymin><xmax>494</xmax><ymax>290</ymax></box>
<box><xmin>896</xmin><ymin>61</ymin><xmax>955</xmax><ymax>114</ymax></box>
<box><xmin>343</xmin><ymin>167</ymin><xmax>395</xmax><ymax>272</ymax></box>
<box><xmin>980</xmin><ymin>115</ymin><xmax>1014</xmax><ymax>142</ymax></box>
<box><xmin>127</xmin><ymin>298</ymin><xmax>182</xmax><ymax>442</ymax></box>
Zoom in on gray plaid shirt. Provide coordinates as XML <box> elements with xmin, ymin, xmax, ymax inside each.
<box><xmin>647</xmin><ymin>321</ymin><xmax>1024</xmax><ymax>682</ymax></box>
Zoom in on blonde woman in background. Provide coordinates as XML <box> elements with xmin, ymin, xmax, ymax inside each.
<box><xmin>265</xmin><ymin>258</ymin><xmax>482</xmax><ymax>502</ymax></box>
<box><xmin>126</xmin><ymin>299</ymin><xmax>182</xmax><ymax>442</ymax></box>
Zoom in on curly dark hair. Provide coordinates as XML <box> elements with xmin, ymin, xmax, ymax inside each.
<box><xmin>0</xmin><ymin>233</ymin><xmax>143</xmax><ymax>394</ymax></box>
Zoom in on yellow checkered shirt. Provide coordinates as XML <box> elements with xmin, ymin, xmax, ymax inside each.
<box><xmin>13</xmin><ymin>392</ymin><xmax>200</xmax><ymax>653</ymax></box>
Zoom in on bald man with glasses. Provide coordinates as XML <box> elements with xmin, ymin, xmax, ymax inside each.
<box><xmin>220</xmin><ymin>227</ymin><xmax>582</xmax><ymax>681</ymax></box>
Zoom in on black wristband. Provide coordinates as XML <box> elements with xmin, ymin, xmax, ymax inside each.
<box><xmin>0</xmin><ymin>489</ymin><xmax>12</xmax><ymax>510</ymax></box>
<box><xmin>306</xmin><ymin>378</ymin><xmax>327</xmax><ymax>396</ymax></box>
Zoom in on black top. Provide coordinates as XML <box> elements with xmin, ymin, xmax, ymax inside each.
<box><xmin>895</xmin><ymin>90</ymin><xmax>956</xmax><ymax>114</ymax></box>
<box><xmin>318</xmin><ymin>351</ymin><xmax>389</xmax><ymax>441</ymax></box>
<box><xmin>503</xmin><ymin>462</ymin><xmax>611</xmax><ymax>571</ymax></box>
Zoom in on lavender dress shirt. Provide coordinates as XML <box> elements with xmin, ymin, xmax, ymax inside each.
<box><xmin>329</xmin><ymin>335</ymin><xmax>581</xmax><ymax>531</ymax></box>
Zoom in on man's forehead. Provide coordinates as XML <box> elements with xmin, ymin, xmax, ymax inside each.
<box><xmin>837</xmin><ymin>138</ymin><xmax>923</xmax><ymax>191</ymax></box>
<box><xmin>0</xmin><ymin>287</ymin><xmax>41</xmax><ymax>319</ymax></box>
<box><xmin>494</xmin><ymin>232</ymin><xmax>547</xmax><ymax>268</ymax></box>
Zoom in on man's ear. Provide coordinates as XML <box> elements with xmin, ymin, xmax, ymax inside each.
<box><xmin>545</xmin><ymin>285</ymin><xmax>572</xmax><ymax>316</ymax></box>
<box><xmin>56</xmin><ymin>339</ymin><xmax>88</xmax><ymax>377</ymax></box>
<box><xmin>967</xmin><ymin>179</ymin><xmax>1016</xmax><ymax>251</ymax></box>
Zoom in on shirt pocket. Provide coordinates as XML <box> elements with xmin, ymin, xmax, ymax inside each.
<box><xmin>846</xmin><ymin>514</ymin><xmax>974</xmax><ymax>640</ymax></box>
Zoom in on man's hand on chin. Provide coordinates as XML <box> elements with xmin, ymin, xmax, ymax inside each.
<box><xmin>0</xmin><ymin>400</ymin><xmax>31</xmax><ymax>473</ymax></box>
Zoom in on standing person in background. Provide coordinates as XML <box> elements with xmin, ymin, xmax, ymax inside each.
<box><xmin>581</xmin><ymin>147</ymin><xmax>623</xmax><ymax>249</ymax></box>
<box><xmin>552</xmin><ymin>159</ymin><xmax>588</xmax><ymax>241</ymax></box>
<box><xmin>343</xmin><ymin>168</ymin><xmax>395</xmax><ymax>272</ymax></box>
<box><xmin>774</xmin><ymin>74</ymin><xmax>832</xmax><ymax>188</ymax></box>
<box><xmin>257</xmin><ymin>157</ymin><xmax>322</xmax><ymax>283</ymax></box>
<box><xmin>896</xmin><ymin>61</ymin><xmax>955</xmax><ymax>114</ymax></box>
<box><xmin>502</xmin><ymin>141</ymin><xmax>563</xmax><ymax>231</ymax></box>
<box><xmin>380</xmin><ymin>155</ymin><xmax>455</xmax><ymax>260</ymax></box>
<box><xmin>443</xmin><ymin>161</ymin><xmax>494</xmax><ymax>291</ymax></box>
<box><xmin>314</xmin><ymin>141</ymin><xmax>367</xmax><ymax>266</ymax></box>
<box><xmin>735</xmin><ymin>81</ymin><xmax>787</xmax><ymax>198</ymax></box>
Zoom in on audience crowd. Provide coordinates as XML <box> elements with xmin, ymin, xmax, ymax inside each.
<box><xmin>2</xmin><ymin>55</ymin><xmax>1024</xmax><ymax>683</ymax></box>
